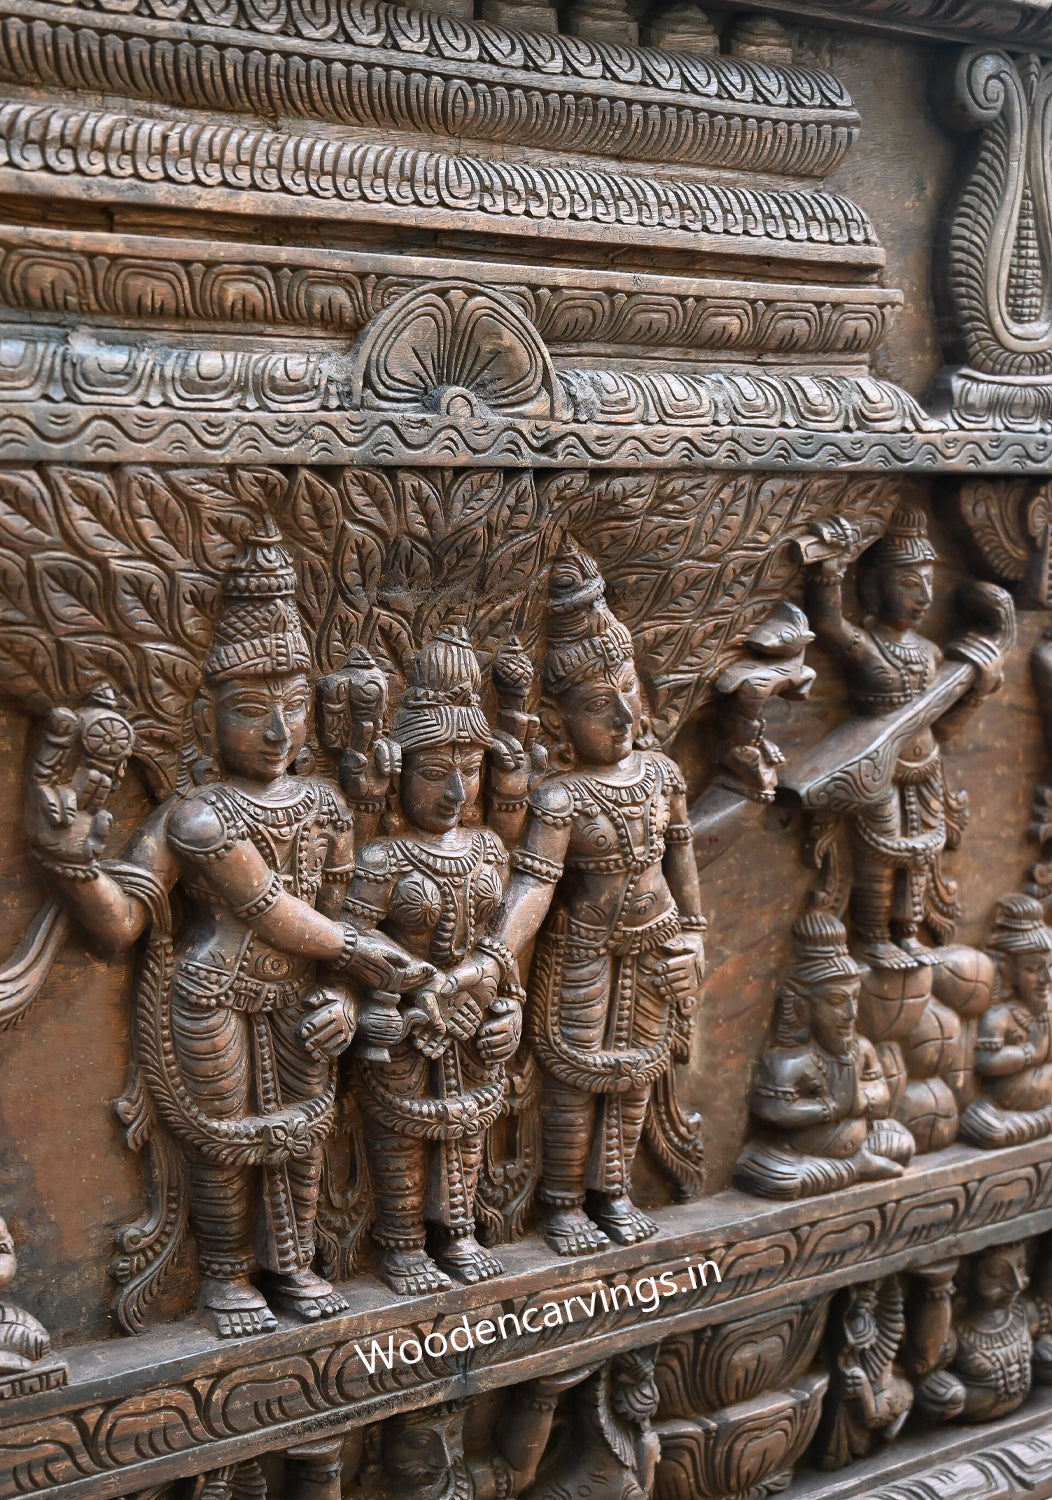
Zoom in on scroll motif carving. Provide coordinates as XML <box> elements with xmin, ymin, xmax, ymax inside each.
<box><xmin>936</xmin><ymin>49</ymin><xmax>1052</xmax><ymax>430</ymax></box>
<box><xmin>957</xmin><ymin>476</ymin><xmax>1052</xmax><ymax>607</ymax></box>
<box><xmin>352</xmin><ymin>284</ymin><xmax>564</xmax><ymax>420</ymax></box>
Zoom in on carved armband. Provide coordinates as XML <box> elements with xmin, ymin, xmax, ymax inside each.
<box><xmin>231</xmin><ymin>870</ymin><xmax>283</xmax><ymax>921</ymax></box>
<box><xmin>665</xmin><ymin>822</ymin><xmax>693</xmax><ymax>845</ymax></box>
<box><xmin>679</xmin><ymin>912</ymin><xmax>707</xmax><ymax>932</ymax></box>
<box><xmin>510</xmin><ymin>848</ymin><xmax>563</xmax><ymax>883</ymax></box>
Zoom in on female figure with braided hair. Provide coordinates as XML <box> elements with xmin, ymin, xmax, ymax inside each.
<box><xmin>734</xmin><ymin>912</ymin><xmax>915</xmax><ymax>1200</ymax></box>
<box><xmin>344</xmin><ymin>628</ymin><xmax>523</xmax><ymax>1295</ymax></box>
<box><xmin>490</xmin><ymin>538</ymin><xmax>706</xmax><ymax>1258</ymax></box>
<box><xmin>23</xmin><ymin>525</ymin><xmax>433</xmax><ymax>1338</ymax></box>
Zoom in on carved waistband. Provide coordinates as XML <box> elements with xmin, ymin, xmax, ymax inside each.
<box><xmin>564</xmin><ymin>906</ymin><xmax>680</xmax><ymax>957</ymax></box>
<box><xmin>173</xmin><ymin>960</ymin><xmax>305</xmax><ymax>1013</ymax></box>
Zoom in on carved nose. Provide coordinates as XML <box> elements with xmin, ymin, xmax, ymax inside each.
<box><xmin>264</xmin><ymin>707</ymin><xmax>289</xmax><ymax>745</ymax></box>
<box><xmin>447</xmin><ymin>769</ymin><xmax>466</xmax><ymax>803</ymax></box>
<box><xmin>614</xmin><ymin>693</ymin><xmax>633</xmax><ymax>726</ymax></box>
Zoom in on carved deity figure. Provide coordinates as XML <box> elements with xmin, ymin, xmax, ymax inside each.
<box><xmin>344</xmin><ymin>629</ymin><xmax>523</xmax><ymax>1295</ymax></box>
<box><xmin>521</xmin><ymin>1347</ymin><xmax>660</xmax><ymax>1500</ymax></box>
<box><xmin>805</xmin><ymin>504</ymin><xmax>968</xmax><ymax>970</ymax></box>
<box><xmin>348</xmin><ymin>1371</ymin><xmax>593</xmax><ymax>1500</ymax></box>
<box><xmin>813</xmin><ymin>1277</ymin><xmax>913</xmax><ymax>1469</ymax></box>
<box><xmin>960</xmin><ymin>894</ymin><xmax>1052</xmax><ymax>1149</ymax></box>
<box><xmin>24</xmin><ymin>525</ymin><xmax>431</xmax><ymax>1338</ymax></box>
<box><xmin>0</xmin><ymin>1218</ymin><xmax>59</xmax><ymax>1392</ymax></box>
<box><xmin>949</xmin><ymin>1242</ymin><xmax>1035</xmax><ymax>1423</ymax></box>
<box><xmin>491</xmin><ymin>539</ymin><xmax>706</xmax><ymax>1256</ymax></box>
<box><xmin>734</xmin><ymin>912</ymin><xmax>915</xmax><ymax>1199</ymax></box>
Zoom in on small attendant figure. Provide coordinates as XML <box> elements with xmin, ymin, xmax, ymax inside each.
<box><xmin>735</xmin><ymin>912</ymin><xmax>915</xmax><ymax>1199</ymax></box>
<box><xmin>961</xmin><ymin>894</ymin><xmax>1052</xmax><ymax>1148</ymax></box>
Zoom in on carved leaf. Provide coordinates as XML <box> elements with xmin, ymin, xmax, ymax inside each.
<box><xmin>51</xmin><ymin>468</ymin><xmax>134</xmax><ymax>557</ymax></box>
<box><xmin>122</xmin><ymin>469</ymin><xmax>194</xmax><ymax>566</ymax></box>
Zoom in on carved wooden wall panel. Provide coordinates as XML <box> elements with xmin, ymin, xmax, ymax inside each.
<box><xmin>0</xmin><ymin>2</ymin><xmax>1052</xmax><ymax>1498</ymax></box>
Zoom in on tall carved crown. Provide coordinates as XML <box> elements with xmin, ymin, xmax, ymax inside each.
<box><xmin>203</xmin><ymin>520</ymin><xmax>311</xmax><ymax>684</ymax></box>
<box><xmin>774</xmin><ymin>911</ymin><xmax>861</xmax><ymax>1044</ymax></box>
<box><xmin>870</xmin><ymin>500</ymin><xmax>937</xmax><ymax>568</ymax></box>
<box><xmin>392</xmin><ymin>627</ymin><xmax>492</xmax><ymax>751</ymax></box>
<box><xmin>543</xmin><ymin>536</ymin><xmax>634</xmax><ymax>694</ymax></box>
<box><xmin>987</xmin><ymin>893</ymin><xmax>1052</xmax><ymax>955</ymax></box>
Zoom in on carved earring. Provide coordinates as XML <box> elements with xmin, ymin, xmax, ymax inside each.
<box><xmin>189</xmin><ymin>695</ymin><xmax>220</xmax><ymax>785</ymax></box>
<box><xmin>539</xmin><ymin>701</ymin><xmax>576</xmax><ymax>772</ymax></box>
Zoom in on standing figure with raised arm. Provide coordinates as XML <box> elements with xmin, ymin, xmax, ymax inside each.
<box><xmin>805</xmin><ymin>503</ymin><xmax>968</xmax><ymax>970</ymax></box>
<box><xmin>23</xmin><ymin>524</ymin><xmax>432</xmax><ymax>1338</ymax></box>
<box><xmin>344</xmin><ymin>628</ymin><xmax>524</xmax><ymax>1295</ymax></box>
<box><xmin>491</xmin><ymin>538</ymin><xmax>706</xmax><ymax>1257</ymax></box>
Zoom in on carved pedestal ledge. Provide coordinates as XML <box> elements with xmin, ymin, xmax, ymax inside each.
<box><xmin>2</xmin><ymin>1141</ymin><xmax>1052</xmax><ymax>1499</ymax></box>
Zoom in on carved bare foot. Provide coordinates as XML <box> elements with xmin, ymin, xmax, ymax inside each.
<box><xmin>375</xmin><ymin>1248</ymin><xmax>453</xmax><ymax>1297</ymax></box>
<box><xmin>859</xmin><ymin>939</ymin><xmax>920</xmax><ymax>971</ymax></box>
<box><xmin>589</xmin><ymin>1194</ymin><xmax>658</xmax><ymax>1246</ymax></box>
<box><xmin>913</xmin><ymin>1368</ymin><xmax>966</xmax><ymax>1421</ymax></box>
<box><xmin>198</xmin><ymin>1276</ymin><xmax>278</xmax><ymax>1339</ymax></box>
<box><xmin>261</xmin><ymin>1268</ymin><xmax>348</xmax><ymax>1322</ymax></box>
<box><xmin>896</xmin><ymin>934</ymin><xmax>933</xmax><ymax>964</ymax></box>
<box><xmin>542</xmin><ymin>1206</ymin><xmax>611</xmax><ymax>1257</ymax></box>
<box><xmin>854</xmin><ymin>1148</ymin><xmax>904</xmax><ymax>1183</ymax></box>
<box><xmin>435</xmin><ymin>1233</ymin><xmax>504</xmax><ymax>1285</ymax></box>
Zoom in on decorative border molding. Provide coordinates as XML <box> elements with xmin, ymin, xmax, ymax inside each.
<box><xmin>0</xmin><ymin>228</ymin><xmax>901</xmax><ymax>357</ymax></box>
<box><xmin>0</xmin><ymin>100</ymin><xmax>879</xmax><ymax>256</ymax></box>
<box><xmin>0</xmin><ymin>10</ymin><xmax>860</xmax><ymax>176</ymax></box>
<box><xmin>0</xmin><ymin>1140</ymin><xmax>1050</xmax><ymax>1499</ymax></box>
<box><xmin>2</xmin><ymin>405</ymin><xmax>1051</xmax><ymax>468</ymax></box>
<box><xmin>713</xmin><ymin>0</ymin><xmax>1052</xmax><ymax>49</ymax></box>
<box><xmin>10</xmin><ymin>0</ymin><xmax>855</xmax><ymax>110</ymax></box>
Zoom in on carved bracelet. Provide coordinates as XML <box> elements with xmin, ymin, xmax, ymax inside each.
<box><xmin>475</xmin><ymin>935</ymin><xmax>517</xmax><ymax>982</ymax></box>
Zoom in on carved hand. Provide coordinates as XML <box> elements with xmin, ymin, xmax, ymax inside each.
<box><xmin>297</xmin><ymin>985</ymin><xmax>358</xmax><ymax>1060</ymax></box>
<box><xmin>346</xmin><ymin>926</ymin><xmax>436</xmax><ymax>993</ymax></box>
<box><xmin>25</xmin><ymin>700</ymin><xmax>134</xmax><ymax>876</ymax></box>
<box><xmin>475</xmin><ymin>993</ymin><xmax>522</xmax><ymax>1063</ymax></box>
<box><xmin>488</xmin><ymin>730</ymin><xmax>531</xmax><ymax>805</ymax></box>
<box><xmin>660</xmin><ymin>931</ymin><xmax>706</xmax><ymax>1008</ymax></box>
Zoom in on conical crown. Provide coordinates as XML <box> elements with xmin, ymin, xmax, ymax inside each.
<box><xmin>393</xmin><ymin>627</ymin><xmax>492</xmax><ymax>751</ymax></box>
<box><xmin>543</xmin><ymin>537</ymin><xmax>634</xmax><ymax>694</ymax></box>
<box><xmin>203</xmin><ymin>519</ymin><xmax>310</xmax><ymax>683</ymax></box>
<box><xmin>871</xmin><ymin>501</ymin><xmax>937</xmax><ymax>569</ymax></box>
<box><xmin>988</xmin><ymin>893</ymin><xmax>1052</xmax><ymax>954</ymax></box>
<box><xmin>790</xmin><ymin>910</ymin><xmax>861</xmax><ymax>984</ymax></box>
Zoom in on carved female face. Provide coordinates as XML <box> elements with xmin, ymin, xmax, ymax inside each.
<box><xmin>557</xmin><ymin>659</ymin><xmax>641</xmax><ymax>767</ymax></box>
<box><xmin>1011</xmin><ymin>950</ymin><xmax>1052</xmax><ymax>1013</ymax></box>
<box><xmin>209</xmin><ymin>671</ymin><xmax>310</xmax><ymax>783</ymax></box>
<box><xmin>807</xmin><ymin>975</ymin><xmax>859</xmax><ymax>1058</ymax></box>
<box><xmin>401</xmin><ymin>745</ymin><xmax>484</xmax><ymax>834</ymax></box>
<box><xmin>878</xmin><ymin>563</ymin><xmax>934</xmax><ymax>629</ymax></box>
